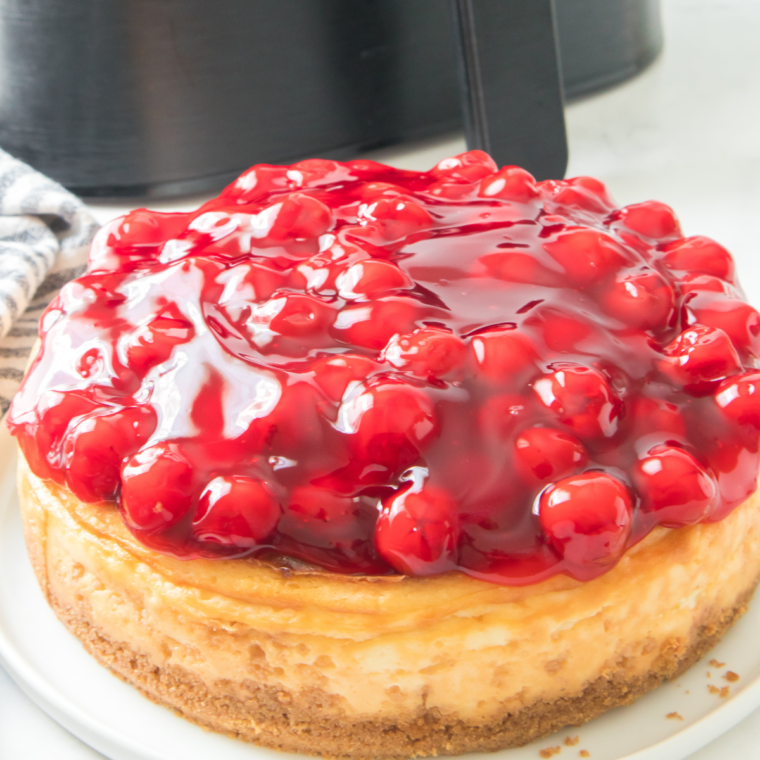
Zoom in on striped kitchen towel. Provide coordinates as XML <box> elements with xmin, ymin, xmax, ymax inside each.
<box><xmin>0</xmin><ymin>148</ymin><xmax>99</xmax><ymax>416</ymax></box>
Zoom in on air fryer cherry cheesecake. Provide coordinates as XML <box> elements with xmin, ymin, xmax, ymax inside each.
<box><xmin>8</xmin><ymin>151</ymin><xmax>760</xmax><ymax>757</ymax></box>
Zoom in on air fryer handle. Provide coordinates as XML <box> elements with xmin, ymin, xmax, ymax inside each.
<box><xmin>449</xmin><ymin>0</ymin><xmax>568</xmax><ymax>181</ymax></box>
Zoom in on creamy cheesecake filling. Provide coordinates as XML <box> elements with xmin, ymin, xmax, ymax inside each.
<box><xmin>20</xmin><ymin>456</ymin><xmax>760</xmax><ymax>724</ymax></box>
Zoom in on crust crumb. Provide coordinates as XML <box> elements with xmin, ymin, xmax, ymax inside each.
<box><xmin>564</xmin><ymin>736</ymin><xmax>579</xmax><ymax>746</ymax></box>
<box><xmin>707</xmin><ymin>685</ymin><xmax>730</xmax><ymax>698</ymax></box>
<box><xmin>580</xmin><ymin>752</ymin><xmax>590</xmax><ymax>758</ymax></box>
<box><xmin>666</xmin><ymin>712</ymin><xmax>683</xmax><ymax>721</ymax></box>
<box><xmin>539</xmin><ymin>747</ymin><xmax>561</xmax><ymax>758</ymax></box>
<box><xmin>725</xmin><ymin>671</ymin><xmax>739</xmax><ymax>682</ymax></box>
<box><xmin>706</xmin><ymin>671</ymin><xmax>711</xmax><ymax>678</ymax></box>
<box><xmin>709</xmin><ymin>659</ymin><xmax>726</xmax><ymax>668</ymax></box>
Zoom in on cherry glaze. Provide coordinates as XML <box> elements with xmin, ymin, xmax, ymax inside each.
<box><xmin>8</xmin><ymin>151</ymin><xmax>760</xmax><ymax>584</ymax></box>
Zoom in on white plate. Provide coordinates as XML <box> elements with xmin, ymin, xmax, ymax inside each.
<box><xmin>1</xmin><ymin>423</ymin><xmax>760</xmax><ymax>760</ymax></box>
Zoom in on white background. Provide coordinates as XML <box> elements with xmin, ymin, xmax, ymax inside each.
<box><xmin>3</xmin><ymin>0</ymin><xmax>760</xmax><ymax>757</ymax></box>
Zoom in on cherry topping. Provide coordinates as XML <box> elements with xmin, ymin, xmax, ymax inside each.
<box><xmin>331</xmin><ymin>298</ymin><xmax>423</xmax><ymax>350</ymax></box>
<box><xmin>633</xmin><ymin>446</ymin><xmax>717</xmax><ymax>527</ymax></box>
<box><xmin>121</xmin><ymin>443</ymin><xmax>194</xmax><ymax>533</ymax></box>
<box><xmin>431</xmin><ymin>150</ymin><xmax>497</xmax><ymax>183</ymax></box>
<box><xmin>344</xmin><ymin>380</ymin><xmax>438</xmax><ymax>478</ymax></box>
<box><xmin>617</xmin><ymin>201</ymin><xmax>681</xmax><ymax>241</ymax></box>
<box><xmin>267</xmin><ymin>193</ymin><xmax>333</xmax><ymax>241</ymax></box>
<box><xmin>266</xmin><ymin>292</ymin><xmax>335</xmax><ymax>338</ymax></box>
<box><xmin>62</xmin><ymin>406</ymin><xmax>157</xmax><ymax>503</ymax></box>
<box><xmin>336</xmin><ymin>259</ymin><xmax>414</xmax><ymax>299</ymax></box>
<box><xmin>360</xmin><ymin>196</ymin><xmax>434</xmax><ymax>241</ymax></box>
<box><xmin>310</xmin><ymin>354</ymin><xmax>379</xmax><ymax>402</ymax></box>
<box><xmin>8</xmin><ymin>152</ymin><xmax>760</xmax><ymax>586</ymax></box>
<box><xmin>658</xmin><ymin>325</ymin><xmax>741</xmax><ymax>392</ymax></box>
<box><xmin>533</xmin><ymin>365</ymin><xmax>621</xmax><ymax>439</ymax></box>
<box><xmin>478</xmin><ymin>250</ymin><xmax>563</xmax><ymax>287</ymax></box>
<box><xmin>514</xmin><ymin>427</ymin><xmax>588</xmax><ymax>484</ymax></box>
<box><xmin>469</xmin><ymin>329</ymin><xmax>538</xmax><ymax>385</ymax></box>
<box><xmin>687</xmin><ymin>297</ymin><xmax>760</xmax><ymax>358</ymax></box>
<box><xmin>715</xmin><ymin>372</ymin><xmax>760</xmax><ymax>429</ymax></box>
<box><xmin>541</xmin><ymin>176</ymin><xmax>614</xmax><ymax>217</ymax></box>
<box><xmin>193</xmin><ymin>476</ymin><xmax>280</xmax><ymax>548</ymax></box>
<box><xmin>600</xmin><ymin>269</ymin><xmax>675</xmax><ymax>330</ymax></box>
<box><xmin>382</xmin><ymin>328</ymin><xmax>467</xmax><ymax>380</ymax></box>
<box><xmin>660</xmin><ymin>236</ymin><xmax>735</xmax><ymax>282</ymax></box>
<box><xmin>10</xmin><ymin>390</ymin><xmax>100</xmax><ymax>483</ymax></box>
<box><xmin>278</xmin><ymin>486</ymin><xmax>385</xmax><ymax>572</ymax></box>
<box><xmin>123</xmin><ymin>313</ymin><xmax>195</xmax><ymax>374</ymax></box>
<box><xmin>544</xmin><ymin>229</ymin><xmax>629</xmax><ymax>287</ymax></box>
<box><xmin>539</xmin><ymin>472</ymin><xmax>633</xmax><ymax>579</ymax></box>
<box><xmin>375</xmin><ymin>482</ymin><xmax>459</xmax><ymax>575</ymax></box>
<box><xmin>478</xmin><ymin>166</ymin><xmax>539</xmax><ymax>203</ymax></box>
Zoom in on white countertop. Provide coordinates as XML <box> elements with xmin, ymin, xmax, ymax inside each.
<box><xmin>3</xmin><ymin>0</ymin><xmax>760</xmax><ymax>757</ymax></box>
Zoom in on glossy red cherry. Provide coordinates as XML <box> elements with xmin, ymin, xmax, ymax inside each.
<box><xmin>10</xmin><ymin>390</ymin><xmax>101</xmax><ymax>483</ymax></box>
<box><xmin>336</xmin><ymin>259</ymin><xmax>414</xmax><ymax>299</ymax></box>
<box><xmin>539</xmin><ymin>472</ymin><xmax>633</xmax><ymax>578</ymax></box>
<box><xmin>515</xmin><ymin>427</ymin><xmax>588</xmax><ymax>484</ymax></box>
<box><xmin>715</xmin><ymin>372</ymin><xmax>760</xmax><ymax>429</ymax></box>
<box><xmin>600</xmin><ymin>269</ymin><xmax>675</xmax><ymax>330</ymax></box>
<box><xmin>382</xmin><ymin>328</ymin><xmax>467</xmax><ymax>379</ymax></box>
<box><xmin>88</xmin><ymin>211</ymin><xmax>189</xmax><ymax>272</ymax></box>
<box><xmin>121</xmin><ymin>442</ymin><xmax>194</xmax><ymax>533</ymax></box>
<box><xmin>478</xmin><ymin>166</ymin><xmax>539</xmax><ymax>203</ymax></box>
<box><xmin>527</xmin><ymin>309</ymin><xmax>592</xmax><ymax>353</ymax></box>
<box><xmin>310</xmin><ymin>354</ymin><xmax>380</xmax><ymax>402</ymax></box>
<box><xmin>469</xmin><ymin>329</ymin><xmax>537</xmax><ymax>385</ymax></box>
<box><xmin>123</xmin><ymin>314</ymin><xmax>195</xmax><ymax>374</ymax></box>
<box><xmin>687</xmin><ymin>297</ymin><xmax>760</xmax><ymax>358</ymax></box>
<box><xmin>544</xmin><ymin>229</ymin><xmax>629</xmax><ymax>287</ymax></box>
<box><xmin>266</xmin><ymin>292</ymin><xmax>336</xmax><ymax>337</ymax></box>
<box><xmin>62</xmin><ymin>406</ymin><xmax>157</xmax><ymax>503</ymax></box>
<box><xmin>632</xmin><ymin>446</ymin><xmax>717</xmax><ymax>527</ymax></box>
<box><xmin>331</xmin><ymin>298</ymin><xmax>422</xmax><ymax>350</ymax></box>
<box><xmin>290</xmin><ymin>158</ymin><xmax>348</xmax><ymax>188</ymax></box>
<box><xmin>533</xmin><ymin>365</ymin><xmax>621</xmax><ymax>439</ymax></box>
<box><xmin>660</xmin><ymin>236</ymin><xmax>735</xmax><ymax>282</ymax></box>
<box><xmin>343</xmin><ymin>380</ymin><xmax>438</xmax><ymax>476</ymax></box>
<box><xmin>218</xmin><ymin>262</ymin><xmax>287</xmax><ymax>309</ymax></box>
<box><xmin>375</xmin><ymin>483</ymin><xmax>459</xmax><ymax>575</ymax></box>
<box><xmin>617</xmin><ymin>201</ymin><xmax>681</xmax><ymax>240</ymax></box>
<box><xmin>359</xmin><ymin>181</ymin><xmax>407</xmax><ymax>202</ymax></box>
<box><xmin>360</xmin><ymin>196</ymin><xmax>434</xmax><ymax>241</ymax></box>
<box><xmin>541</xmin><ymin>176</ymin><xmax>614</xmax><ymax>216</ymax></box>
<box><xmin>430</xmin><ymin>150</ymin><xmax>497</xmax><ymax>182</ymax></box>
<box><xmin>192</xmin><ymin>475</ymin><xmax>280</xmax><ymax>548</ymax></box>
<box><xmin>478</xmin><ymin>250</ymin><xmax>563</xmax><ymax>287</ymax></box>
<box><xmin>678</xmin><ymin>273</ymin><xmax>733</xmax><ymax>295</ymax></box>
<box><xmin>658</xmin><ymin>325</ymin><xmax>741</xmax><ymax>391</ymax></box>
<box><xmin>267</xmin><ymin>193</ymin><xmax>333</xmax><ymax>241</ymax></box>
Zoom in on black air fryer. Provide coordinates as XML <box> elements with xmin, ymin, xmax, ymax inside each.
<box><xmin>0</xmin><ymin>0</ymin><xmax>661</xmax><ymax>197</ymax></box>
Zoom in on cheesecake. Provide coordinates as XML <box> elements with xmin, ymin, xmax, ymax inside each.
<box><xmin>8</xmin><ymin>151</ymin><xmax>760</xmax><ymax>756</ymax></box>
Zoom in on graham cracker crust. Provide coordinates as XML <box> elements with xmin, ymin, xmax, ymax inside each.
<box><xmin>47</xmin><ymin>585</ymin><xmax>756</xmax><ymax>759</ymax></box>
